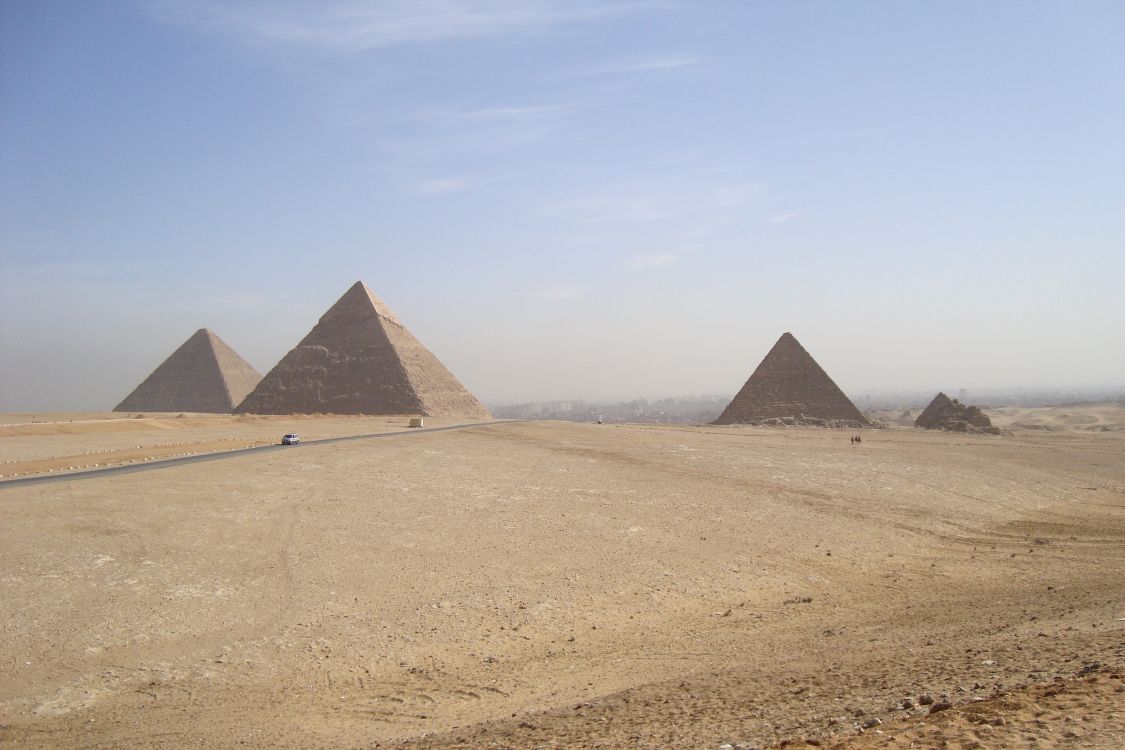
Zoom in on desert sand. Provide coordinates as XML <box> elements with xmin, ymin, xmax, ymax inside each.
<box><xmin>0</xmin><ymin>409</ymin><xmax>1122</xmax><ymax>748</ymax></box>
<box><xmin>0</xmin><ymin>413</ymin><xmax>475</xmax><ymax>478</ymax></box>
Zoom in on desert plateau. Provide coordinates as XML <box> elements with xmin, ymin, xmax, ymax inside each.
<box><xmin>6</xmin><ymin>3</ymin><xmax>1124</xmax><ymax>748</ymax></box>
<box><xmin>1</xmin><ymin>406</ymin><xmax>1122</xmax><ymax>749</ymax></box>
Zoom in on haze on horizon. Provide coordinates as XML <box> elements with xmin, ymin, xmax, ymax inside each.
<box><xmin>1</xmin><ymin>1</ymin><xmax>1123</xmax><ymax>412</ymax></box>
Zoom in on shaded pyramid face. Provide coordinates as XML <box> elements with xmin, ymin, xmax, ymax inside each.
<box><xmin>713</xmin><ymin>332</ymin><xmax>868</xmax><ymax>426</ymax></box>
<box><xmin>235</xmin><ymin>282</ymin><xmax>490</xmax><ymax>417</ymax></box>
<box><xmin>115</xmin><ymin>329</ymin><xmax>262</xmax><ymax>413</ymax></box>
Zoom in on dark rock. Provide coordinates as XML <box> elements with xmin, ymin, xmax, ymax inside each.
<box><xmin>1076</xmin><ymin>661</ymin><xmax>1101</xmax><ymax>676</ymax></box>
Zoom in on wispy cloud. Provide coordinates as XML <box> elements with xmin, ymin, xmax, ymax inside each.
<box><xmin>149</xmin><ymin>0</ymin><xmax>667</xmax><ymax>51</ymax></box>
<box><xmin>518</xmin><ymin>284</ymin><xmax>583</xmax><ymax>301</ymax></box>
<box><xmin>767</xmin><ymin>210</ymin><xmax>804</xmax><ymax>224</ymax></box>
<box><xmin>407</xmin><ymin>173</ymin><xmax>517</xmax><ymax>195</ymax></box>
<box><xmin>713</xmin><ymin>184</ymin><xmax>761</xmax><ymax>209</ymax></box>
<box><xmin>460</xmin><ymin>103</ymin><xmax>577</xmax><ymax>121</ymax></box>
<box><xmin>571</xmin><ymin>54</ymin><xmax>701</xmax><ymax>78</ymax></box>
<box><xmin>381</xmin><ymin>101</ymin><xmax>581</xmax><ymax>162</ymax></box>
<box><xmin>552</xmin><ymin>180</ymin><xmax>761</xmax><ymax>226</ymax></box>
<box><xmin>556</xmin><ymin>195</ymin><xmax>667</xmax><ymax>224</ymax></box>
<box><xmin>625</xmin><ymin>252</ymin><xmax>678</xmax><ymax>270</ymax></box>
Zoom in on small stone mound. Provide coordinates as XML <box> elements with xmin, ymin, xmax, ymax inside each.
<box><xmin>915</xmin><ymin>392</ymin><xmax>999</xmax><ymax>434</ymax></box>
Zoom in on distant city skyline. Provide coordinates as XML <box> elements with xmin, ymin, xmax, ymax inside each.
<box><xmin>2</xmin><ymin>2</ymin><xmax>1123</xmax><ymax>411</ymax></box>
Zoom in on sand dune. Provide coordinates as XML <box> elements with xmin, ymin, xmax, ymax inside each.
<box><xmin>987</xmin><ymin>401</ymin><xmax>1125</xmax><ymax>432</ymax></box>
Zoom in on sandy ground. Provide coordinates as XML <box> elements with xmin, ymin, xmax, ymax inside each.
<box><xmin>0</xmin><ymin>413</ymin><xmax>474</xmax><ymax>478</ymax></box>
<box><xmin>867</xmin><ymin>401</ymin><xmax>1125</xmax><ymax>433</ymax></box>
<box><xmin>987</xmin><ymin>402</ymin><xmax>1125</xmax><ymax>433</ymax></box>
<box><xmin>0</xmin><ymin>413</ymin><xmax>1122</xmax><ymax>749</ymax></box>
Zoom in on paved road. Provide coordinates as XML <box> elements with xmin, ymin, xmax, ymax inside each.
<box><xmin>0</xmin><ymin>420</ymin><xmax>505</xmax><ymax>491</ymax></box>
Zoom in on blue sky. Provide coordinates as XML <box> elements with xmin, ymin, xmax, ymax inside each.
<box><xmin>1</xmin><ymin>1</ymin><xmax>1123</xmax><ymax>410</ymax></box>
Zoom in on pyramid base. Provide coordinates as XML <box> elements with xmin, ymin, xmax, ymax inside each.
<box><xmin>918</xmin><ymin>420</ymin><xmax>1001</xmax><ymax>435</ymax></box>
<box><xmin>712</xmin><ymin>416</ymin><xmax>872</xmax><ymax>429</ymax></box>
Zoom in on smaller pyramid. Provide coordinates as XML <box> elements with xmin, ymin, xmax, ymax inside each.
<box><xmin>713</xmin><ymin>332</ymin><xmax>868</xmax><ymax>427</ymax></box>
<box><xmin>235</xmin><ymin>281</ymin><xmax>489</xmax><ymax>417</ymax></box>
<box><xmin>115</xmin><ymin>329</ymin><xmax>262</xmax><ymax>413</ymax></box>
<box><xmin>915</xmin><ymin>392</ymin><xmax>998</xmax><ymax>433</ymax></box>
<box><xmin>915</xmin><ymin>392</ymin><xmax>957</xmax><ymax>428</ymax></box>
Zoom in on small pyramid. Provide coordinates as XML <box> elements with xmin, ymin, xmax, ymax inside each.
<box><xmin>115</xmin><ymin>329</ymin><xmax>262</xmax><ymax>413</ymax></box>
<box><xmin>914</xmin><ymin>392</ymin><xmax>956</xmax><ymax>428</ymax></box>
<box><xmin>713</xmin><ymin>332</ymin><xmax>868</xmax><ymax>426</ymax></box>
<box><xmin>235</xmin><ymin>281</ymin><xmax>490</xmax><ymax>417</ymax></box>
<box><xmin>915</xmin><ymin>392</ymin><xmax>997</xmax><ymax>433</ymax></box>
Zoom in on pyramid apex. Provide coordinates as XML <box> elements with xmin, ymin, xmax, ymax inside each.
<box><xmin>323</xmin><ymin>280</ymin><xmax>402</xmax><ymax>325</ymax></box>
<box><xmin>193</xmin><ymin>328</ymin><xmax>225</xmax><ymax>347</ymax></box>
<box><xmin>770</xmin><ymin>331</ymin><xmax>805</xmax><ymax>352</ymax></box>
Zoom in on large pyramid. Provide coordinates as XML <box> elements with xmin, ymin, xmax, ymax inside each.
<box><xmin>235</xmin><ymin>281</ymin><xmax>490</xmax><ymax>417</ymax></box>
<box><xmin>713</xmin><ymin>332</ymin><xmax>868</xmax><ymax>426</ymax></box>
<box><xmin>115</xmin><ymin>329</ymin><xmax>262</xmax><ymax>413</ymax></box>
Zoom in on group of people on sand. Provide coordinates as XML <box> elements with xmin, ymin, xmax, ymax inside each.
<box><xmin>849</xmin><ymin>435</ymin><xmax>863</xmax><ymax>445</ymax></box>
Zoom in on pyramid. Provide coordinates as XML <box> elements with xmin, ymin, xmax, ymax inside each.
<box><xmin>115</xmin><ymin>329</ymin><xmax>262</xmax><ymax>413</ymax></box>
<box><xmin>235</xmin><ymin>281</ymin><xmax>490</xmax><ymax>417</ymax></box>
<box><xmin>713</xmin><ymin>332</ymin><xmax>868</xmax><ymax>426</ymax></box>
<box><xmin>914</xmin><ymin>392</ymin><xmax>956</xmax><ymax>428</ymax></box>
<box><xmin>915</xmin><ymin>392</ymin><xmax>998</xmax><ymax>433</ymax></box>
